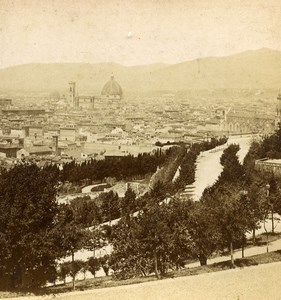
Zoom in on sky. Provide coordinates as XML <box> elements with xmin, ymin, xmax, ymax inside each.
<box><xmin>0</xmin><ymin>0</ymin><xmax>281</xmax><ymax>68</ymax></box>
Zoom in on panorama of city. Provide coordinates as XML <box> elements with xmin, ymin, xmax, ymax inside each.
<box><xmin>1</xmin><ymin>1</ymin><xmax>281</xmax><ymax>299</ymax></box>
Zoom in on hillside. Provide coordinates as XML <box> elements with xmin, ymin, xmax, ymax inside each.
<box><xmin>0</xmin><ymin>48</ymin><xmax>281</xmax><ymax>94</ymax></box>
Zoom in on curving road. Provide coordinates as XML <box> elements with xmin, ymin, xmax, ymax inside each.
<box><xmin>191</xmin><ymin>135</ymin><xmax>253</xmax><ymax>201</ymax></box>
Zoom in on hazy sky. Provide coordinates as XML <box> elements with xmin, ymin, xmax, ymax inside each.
<box><xmin>0</xmin><ymin>0</ymin><xmax>281</xmax><ymax>68</ymax></box>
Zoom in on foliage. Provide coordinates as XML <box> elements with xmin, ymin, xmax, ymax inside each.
<box><xmin>218</xmin><ymin>144</ymin><xmax>244</xmax><ymax>184</ymax></box>
<box><xmin>202</xmin><ymin>184</ymin><xmax>254</xmax><ymax>266</ymax></box>
<box><xmin>68</xmin><ymin>260</ymin><xmax>84</xmax><ymax>280</ymax></box>
<box><xmin>87</xmin><ymin>257</ymin><xmax>100</xmax><ymax>277</ymax></box>
<box><xmin>99</xmin><ymin>255</ymin><xmax>111</xmax><ymax>276</ymax></box>
<box><xmin>60</xmin><ymin>149</ymin><xmax>168</xmax><ymax>184</ymax></box>
<box><xmin>53</xmin><ymin>204</ymin><xmax>89</xmax><ymax>258</ymax></box>
<box><xmin>119</xmin><ymin>188</ymin><xmax>137</xmax><ymax>220</ymax></box>
<box><xmin>83</xmin><ymin>226</ymin><xmax>108</xmax><ymax>256</ymax></box>
<box><xmin>69</xmin><ymin>196</ymin><xmax>102</xmax><ymax>227</ymax></box>
<box><xmin>99</xmin><ymin>191</ymin><xmax>120</xmax><ymax>223</ymax></box>
<box><xmin>0</xmin><ymin>164</ymin><xmax>59</xmax><ymax>290</ymax></box>
<box><xmin>110</xmin><ymin>197</ymin><xmax>194</xmax><ymax>280</ymax></box>
<box><xmin>58</xmin><ymin>262</ymin><xmax>71</xmax><ymax>284</ymax></box>
<box><xmin>187</xmin><ymin>201</ymin><xmax>220</xmax><ymax>265</ymax></box>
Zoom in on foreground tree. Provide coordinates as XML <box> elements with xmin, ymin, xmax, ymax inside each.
<box><xmin>202</xmin><ymin>184</ymin><xmax>251</xmax><ymax>267</ymax></box>
<box><xmin>110</xmin><ymin>196</ymin><xmax>193</xmax><ymax>279</ymax></box>
<box><xmin>0</xmin><ymin>164</ymin><xmax>59</xmax><ymax>289</ymax></box>
<box><xmin>187</xmin><ymin>201</ymin><xmax>220</xmax><ymax>266</ymax></box>
<box><xmin>55</xmin><ymin>204</ymin><xmax>89</xmax><ymax>290</ymax></box>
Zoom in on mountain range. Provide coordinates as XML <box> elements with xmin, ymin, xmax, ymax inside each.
<box><xmin>0</xmin><ymin>48</ymin><xmax>280</xmax><ymax>94</ymax></box>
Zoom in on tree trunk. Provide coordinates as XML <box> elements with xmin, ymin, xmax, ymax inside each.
<box><xmin>71</xmin><ymin>251</ymin><xmax>75</xmax><ymax>290</ymax></box>
<box><xmin>154</xmin><ymin>250</ymin><xmax>160</xmax><ymax>279</ymax></box>
<box><xmin>241</xmin><ymin>235</ymin><xmax>245</xmax><ymax>258</ymax></box>
<box><xmin>72</xmin><ymin>275</ymin><xmax>76</xmax><ymax>290</ymax></box>
<box><xmin>230</xmin><ymin>241</ymin><xmax>235</xmax><ymax>268</ymax></box>
<box><xmin>141</xmin><ymin>268</ymin><xmax>147</xmax><ymax>277</ymax></box>
<box><xmin>271</xmin><ymin>207</ymin><xmax>274</xmax><ymax>233</ymax></box>
<box><xmin>252</xmin><ymin>227</ymin><xmax>256</xmax><ymax>245</ymax></box>
<box><xmin>199</xmin><ymin>254</ymin><xmax>207</xmax><ymax>266</ymax></box>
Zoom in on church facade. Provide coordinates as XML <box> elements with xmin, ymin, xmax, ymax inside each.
<box><xmin>223</xmin><ymin>93</ymin><xmax>281</xmax><ymax>135</ymax></box>
<box><xmin>223</xmin><ymin>110</ymin><xmax>275</xmax><ymax>135</ymax></box>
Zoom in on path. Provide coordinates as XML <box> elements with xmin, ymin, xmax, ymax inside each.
<box><xmin>185</xmin><ymin>135</ymin><xmax>253</xmax><ymax>200</ymax></box>
<box><xmin>8</xmin><ymin>261</ymin><xmax>281</xmax><ymax>300</ymax></box>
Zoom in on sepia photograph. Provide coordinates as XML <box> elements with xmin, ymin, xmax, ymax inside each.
<box><xmin>0</xmin><ymin>0</ymin><xmax>281</xmax><ymax>299</ymax></box>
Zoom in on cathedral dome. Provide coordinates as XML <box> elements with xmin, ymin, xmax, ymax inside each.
<box><xmin>101</xmin><ymin>74</ymin><xmax>123</xmax><ymax>97</ymax></box>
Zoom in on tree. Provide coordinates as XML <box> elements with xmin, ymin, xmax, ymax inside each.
<box><xmin>84</xmin><ymin>226</ymin><xmax>107</xmax><ymax>258</ymax></box>
<box><xmin>80</xmin><ymin>261</ymin><xmax>89</xmax><ymax>280</ymax></box>
<box><xmin>99</xmin><ymin>255</ymin><xmax>111</xmax><ymax>276</ymax></box>
<box><xmin>69</xmin><ymin>260</ymin><xmax>84</xmax><ymax>288</ymax></box>
<box><xmin>69</xmin><ymin>196</ymin><xmax>102</xmax><ymax>227</ymax></box>
<box><xmin>99</xmin><ymin>191</ymin><xmax>120</xmax><ymax>224</ymax></box>
<box><xmin>58</xmin><ymin>262</ymin><xmax>71</xmax><ymax>285</ymax></box>
<box><xmin>110</xmin><ymin>196</ymin><xmax>194</xmax><ymax>279</ymax></box>
<box><xmin>0</xmin><ymin>164</ymin><xmax>59</xmax><ymax>290</ymax></box>
<box><xmin>119</xmin><ymin>188</ymin><xmax>137</xmax><ymax>221</ymax></box>
<box><xmin>55</xmin><ymin>204</ymin><xmax>89</xmax><ymax>290</ymax></box>
<box><xmin>245</xmin><ymin>181</ymin><xmax>267</xmax><ymax>244</ymax></box>
<box><xmin>268</xmin><ymin>174</ymin><xmax>280</xmax><ymax>233</ymax></box>
<box><xmin>218</xmin><ymin>144</ymin><xmax>244</xmax><ymax>184</ymax></box>
<box><xmin>202</xmin><ymin>184</ymin><xmax>251</xmax><ymax>267</ymax></box>
<box><xmin>187</xmin><ymin>201</ymin><xmax>220</xmax><ymax>266</ymax></box>
<box><xmin>88</xmin><ymin>257</ymin><xmax>101</xmax><ymax>278</ymax></box>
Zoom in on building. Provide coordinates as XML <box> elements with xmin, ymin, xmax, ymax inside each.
<box><xmin>94</xmin><ymin>74</ymin><xmax>123</xmax><ymax>110</ymax></box>
<box><xmin>1</xmin><ymin>109</ymin><xmax>46</xmax><ymax>116</ymax></box>
<box><xmin>66</xmin><ymin>74</ymin><xmax>123</xmax><ymax>110</ymax></box>
<box><xmin>76</xmin><ymin>96</ymin><xmax>94</xmax><ymax>110</ymax></box>
<box><xmin>59</xmin><ymin>126</ymin><xmax>76</xmax><ymax>142</ymax></box>
<box><xmin>255</xmin><ymin>159</ymin><xmax>281</xmax><ymax>177</ymax></box>
<box><xmin>0</xmin><ymin>98</ymin><xmax>12</xmax><ymax>108</ymax></box>
<box><xmin>0</xmin><ymin>143</ymin><xmax>23</xmax><ymax>158</ymax></box>
<box><xmin>25</xmin><ymin>126</ymin><xmax>44</xmax><ymax>140</ymax></box>
<box><xmin>223</xmin><ymin>109</ymin><xmax>275</xmax><ymax>134</ymax></box>
<box><xmin>68</xmin><ymin>81</ymin><xmax>76</xmax><ymax>106</ymax></box>
<box><xmin>20</xmin><ymin>146</ymin><xmax>53</xmax><ymax>157</ymax></box>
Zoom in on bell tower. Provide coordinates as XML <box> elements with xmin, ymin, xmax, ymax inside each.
<box><xmin>68</xmin><ymin>81</ymin><xmax>76</xmax><ymax>106</ymax></box>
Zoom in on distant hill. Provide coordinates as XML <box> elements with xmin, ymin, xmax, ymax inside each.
<box><xmin>0</xmin><ymin>48</ymin><xmax>281</xmax><ymax>94</ymax></box>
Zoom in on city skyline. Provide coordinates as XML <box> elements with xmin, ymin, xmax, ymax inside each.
<box><xmin>0</xmin><ymin>0</ymin><xmax>281</xmax><ymax>68</ymax></box>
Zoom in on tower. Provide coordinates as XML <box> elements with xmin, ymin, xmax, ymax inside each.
<box><xmin>68</xmin><ymin>82</ymin><xmax>76</xmax><ymax>107</ymax></box>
